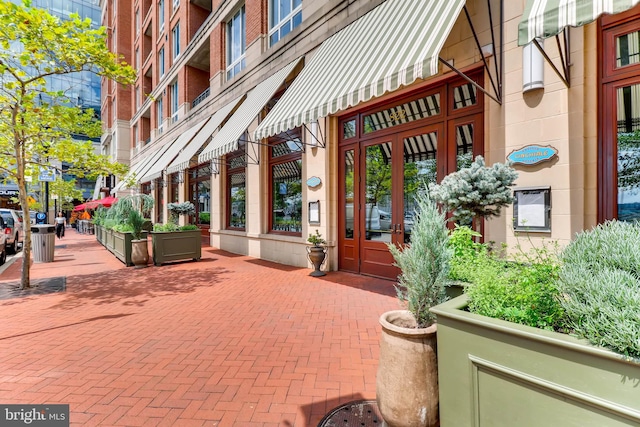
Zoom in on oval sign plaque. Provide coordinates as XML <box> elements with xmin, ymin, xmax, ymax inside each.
<box><xmin>507</xmin><ymin>145</ymin><xmax>558</xmax><ymax>166</ymax></box>
<box><xmin>306</xmin><ymin>176</ymin><xmax>322</xmax><ymax>188</ymax></box>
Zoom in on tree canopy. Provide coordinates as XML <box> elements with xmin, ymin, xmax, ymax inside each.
<box><xmin>0</xmin><ymin>0</ymin><xmax>135</xmax><ymax>288</ymax></box>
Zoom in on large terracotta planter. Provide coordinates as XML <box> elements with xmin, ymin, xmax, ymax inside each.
<box><xmin>376</xmin><ymin>310</ymin><xmax>439</xmax><ymax>427</ymax></box>
<box><xmin>130</xmin><ymin>238</ymin><xmax>149</xmax><ymax>268</ymax></box>
<box><xmin>430</xmin><ymin>295</ymin><xmax>640</xmax><ymax>426</ymax></box>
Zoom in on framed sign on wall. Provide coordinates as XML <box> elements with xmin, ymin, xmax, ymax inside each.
<box><xmin>513</xmin><ymin>186</ymin><xmax>551</xmax><ymax>232</ymax></box>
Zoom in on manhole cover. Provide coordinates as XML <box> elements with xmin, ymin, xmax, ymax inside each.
<box><xmin>318</xmin><ymin>400</ymin><xmax>383</xmax><ymax>427</ymax></box>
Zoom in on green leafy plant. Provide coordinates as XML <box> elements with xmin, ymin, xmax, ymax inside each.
<box><xmin>127</xmin><ymin>210</ymin><xmax>146</xmax><ymax>240</ymax></box>
<box><xmin>558</xmin><ymin>220</ymin><xmax>640</xmax><ymax>358</ymax></box>
<box><xmin>153</xmin><ymin>222</ymin><xmax>179</xmax><ymax>232</ymax></box>
<box><xmin>105</xmin><ymin>194</ymin><xmax>154</xmax><ymax>226</ymax></box>
<box><xmin>307</xmin><ymin>229</ymin><xmax>326</xmax><ymax>247</ymax></box>
<box><xmin>455</xmin><ymin>232</ymin><xmax>564</xmax><ymax>331</ymax></box>
<box><xmin>430</xmin><ymin>156</ymin><xmax>518</xmax><ymax>224</ymax></box>
<box><xmin>92</xmin><ymin>206</ymin><xmax>108</xmax><ymax>226</ymax></box>
<box><xmin>387</xmin><ymin>191</ymin><xmax>451</xmax><ymax>328</ymax></box>
<box><xmin>199</xmin><ymin>212</ymin><xmax>210</xmax><ymax>224</ymax></box>
<box><xmin>179</xmin><ymin>224</ymin><xmax>198</xmax><ymax>231</ymax></box>
<box><xmin>167</xmin><ymin>201</ymin><xmax>196</xmax><ymax>225</ymax></box>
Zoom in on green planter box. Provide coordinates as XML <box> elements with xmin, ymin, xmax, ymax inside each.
<box><xmin>105</xmin><ymin>228</ymin><xmax>115</xmax><ymax>252</ymax></box>
<box><xmin>94</xmin><ymin>224</ymin><xmax>104</xmax><ymax>246</ymax></box>
<box><xmin>113</xmin><ymin>230</ymin><xmax>147</xmax><ymax>267</ymax></box>
<box><xmin>151</xmin><ymin>229</ymin><xmax>201</xmax><ymax>266</ymax></box>
<box><xmin>431</xmin><ymin>295</ymin><xmax>640</xmax><ymax>426</ymax></box>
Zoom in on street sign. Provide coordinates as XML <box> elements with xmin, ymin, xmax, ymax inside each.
<box><xmin>39</xmin><ymin>167</ymin><xmax>55</xmax><ymax>182</ymax></box>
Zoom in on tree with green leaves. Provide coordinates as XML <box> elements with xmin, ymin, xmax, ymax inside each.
<box><xmin>0</xmin><ymin>0</ymin><xmax>135</xmax><ymax>288</ymax></box>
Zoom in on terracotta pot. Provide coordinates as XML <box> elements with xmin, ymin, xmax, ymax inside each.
<box><xmin>377</xmin><ymin>310</ymin><xmax>439</xmax><ymax>427</ymax></box>
<box><xmin>306</xmin><ymin>245</ymin><xmax>326</xmax><ymax>277</ymax></box>
<box><xmin>130</xmin><ymin>239</ymin><xmax>149</xmax><ymax>269</ymax></box>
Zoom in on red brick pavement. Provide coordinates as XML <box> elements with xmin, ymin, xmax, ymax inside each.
<box><xmin>0</xmin><ymin>230</ymin><xmax>398</xmax><ymax>426</ymax></box>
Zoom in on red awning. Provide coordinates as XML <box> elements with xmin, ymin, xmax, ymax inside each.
<box><xmin>85</xmin><ymin>196</ymin><xmax>117</xmax><ymax>210</ymax></box>
<box><xmin>73</xmin><ymin>203</ymin><xmax>87</xmax><ymax>212</ymax></box>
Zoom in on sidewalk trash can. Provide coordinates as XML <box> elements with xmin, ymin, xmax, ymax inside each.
<box><xmin>31</xmin><ymin>224</ymin><xmax>55</xmax><ymax>263</ymax></box>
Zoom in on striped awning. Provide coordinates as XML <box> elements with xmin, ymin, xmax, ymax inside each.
<box><xmin>139</xmin><ymin>120</ymin><xmax>209</xmax><ymax>183</ymax></box>
<box><xmin>132</xmin><ymin>138</ymin><xmax>176</xmax><ymax>184</ymax></box>
<box><xmin>198</xmin><ymin>57</ymin><xmax>302</xmax><ymax>163</ymax></box>
<box><xmin>518</xmin><ymin>0</ymin><xmax>640</xmax><ymax>46</ymax></box>
<box><xmin>112</xmin><ymin>147</ymin><xmax>164</xmax><ymax>193</ymax></box>
<box><xmin>253</xmin><ymin>0</ymin><xmax>466</xmax><ymax>141</ymax></box>
<box><xmin>166</xmin><ymin>95</ymin><xmax>244</xmax><ymax>175</ymax></box>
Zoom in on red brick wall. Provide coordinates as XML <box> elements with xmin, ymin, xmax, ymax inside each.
<box><xmin>187</xmin><ymin>3</ymin><xmax>210</xmax><ymax>41</ymax></box>
<box><xmin>246</xmin><ymin>0</ymin><xmax>266</xmax><ymax>47</ymax></box>
<box><xmin>210</xmin><ymin>22</ymin><xmax>224</xmax><ymax>78</ymax></box>
<box><xmin>186</xmin><ymin>66</ymin><xmax>210</xmax><ymax>105</ymax></box>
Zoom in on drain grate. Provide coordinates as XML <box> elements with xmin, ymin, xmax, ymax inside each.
<box><xmin>318</xmin><ymin>400</ymin><xmax>383</xmax><ymax>427</ymax></box>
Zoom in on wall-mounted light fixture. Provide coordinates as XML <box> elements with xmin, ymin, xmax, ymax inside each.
<box><xmin>523</xmin><ymin>39</ymin><xmax>544</xmax><ymax>93</ymax></box>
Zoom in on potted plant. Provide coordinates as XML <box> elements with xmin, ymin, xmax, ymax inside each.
<box><xmin>151</xmin><ymin>201</ymin><xmax>201</xmax><ymax>266</ymax></box>
<box><xmin>103</xmin><ymin>194</ymin><xmax>153</xmax><ymax>265</ymax></box>
<box><xmin>306</xmin><ymin>229</ymin><xmax>327</xmax><ymax>277</ymax></box>
<box><xmin>430</xmin><ymin>220</ymin><xmax>640</xmax><ymax>426</ymax></box>
<box><xmin>128</xmin><ymin>210</ymin><xmax>148</xmax><ymax>268</ymax></box>
<box><xmin>376</xmin><ymin>190</ymin><xmax>451</xmax><ymax>427</ymax></box>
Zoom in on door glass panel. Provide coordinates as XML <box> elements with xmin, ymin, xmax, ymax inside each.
<box><xmin>616</xmin><ymin>30</ymin><xmax>640</xmax><ymax>68</ymax></box>
<box><xmin>403</xmin><ymin>131</ymin><xmax>438</xmax><ymax>243</ymax></box>
<box><xmin>616</xmin><ymin>83</ymin><xmax>640</xmax><ymax>221</ymax></box>
<box><xmin>197</xmin><ymin>180</ymin><xmax>210</xmax><ymax>224</ymax></box>
<box><xmin>452</xmin><ymin>83</ymin><xmax>477</xmax><ymax>110</ymax></box>
<box><xmin>344</xmin><ymin>150</ymin><xmax>355</xmax><ymax>238</ymax></box>
<box><xmin>363</xmin><ymin>93</ymin><xmax>440</xmax><ymax>134</ymax></box>
<box><xmin>456</xmin><ymin>123</ymin><xmax>474</xmax><ymax>170</ymax></box>
<box><xmin>343</xmin><ymin>119</ymin><xmax>356</xmax><ymax>139</ymax></box>
<box><xmin>365</xmin><ymin>143</ymin><xmax>393</xmax><ymax>242</ymax></box>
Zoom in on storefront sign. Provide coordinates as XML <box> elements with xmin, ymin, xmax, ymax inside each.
<box><xmin>306</xmin><ymin>176</ymin><xmax>322</xmax><ymax>189</ymax></box>
<box><xmin>39</xmin><ymin>167</ymin><xmax>56</xmax><ymax>182</ymax></box>
<box><xmin>507</xmin><ymin>145</ymin><xmax>557</xmax><ymax>165</ymax></box>
<box><xmin>0</xmin><ymin>189</ymin><xmax>18</xmax><ymax>197</ymax></box>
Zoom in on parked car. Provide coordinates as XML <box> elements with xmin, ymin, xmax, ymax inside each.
<box><xmin>0</xmin><ymin>208</ymin><xmax>25</xmax><ymax>254</ymax></box>
<box><xmin>0</xmin><ymin>216</ymin><xmax>7</xmax><ymax>265</ymax></box>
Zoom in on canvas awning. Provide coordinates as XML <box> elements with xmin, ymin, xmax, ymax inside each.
<box><xmin>518</xmin><ymin>0</ymin><xmax>640</xmax><ymax>46</ymax></box>
<box><xmin>112</xmin><ymin>147</ymin><xmax>164</xmax><ymax>193</ymax></box>
<box><xmin>130</xmin><ymin>139</ymin><xmax>177</xmax><ymax>186</ymax></box>
<box><xmin>139</xmin><ymin>119</ymin><xmax>210</xmax><ymax>183</ymax></box>
<box><xmin>198</xmin><ymin>57</ymin><xmax>303</xmax><ymax>163</ymax></box>
<box><xmin>253</xmin><ymin>0</ymin><xmax>466</xmax><ymax>141</ymax></box>
<box><xmin>166</xmin><ymin>95</ymin><xmax>244</xmax><ymax>175</ymax></box>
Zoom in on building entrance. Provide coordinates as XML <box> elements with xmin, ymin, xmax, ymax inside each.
<box><xmin>338</xmin><ymin>73</ymin><xmax>484</xmax><ymax>279</ymax></box>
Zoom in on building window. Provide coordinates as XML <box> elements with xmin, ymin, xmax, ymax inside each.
<box><xmin>170</xmin><ymin>81</ymin><xmax>179</xmax><ymax>123</ymax></box>
<box><xmin>188</xmin><ymin>164</ymin><xmax>211</xmax><ymax>226</ymax></box>
<box><xmin>172</xmin><ymin>22</ymin><xmax>180</xmax><ymax>59</ymax></box>
<box><xmin>135</xmin><ymin>47</ymin><xmax>140</xmax><ymax>70</ymax></box>
<box><xmin>269</xmin><ymin>129</ymin><xmax>303</xmax><ymax>234</ymax></box>
<box><xmin>135</xmin><ymin>8</ymin><xmax>140</xmax><ymax>35</ymax></box>
<box><xmin>226</xmin><ymin>6</ymin><xmax>246</xmax><ymax>80</ymax></box>
<box><xmin>135</xmin><ymin>86</ymin><xmax>140</xmax><ymax>109</ymax></box>
<box><xmin>269</xmin><ymin>0</ymin><xmax>302</xmax><ymax>46</ymax></box>
<box><xmin>169</xmin><ymin>173</ymin><xmax>180</xmax><ymax>203</ymax></box>
<box><xmin>158</xmin><ymin>0</ymin><xmax>165</xmax><ymax>34</ymax></box>
<box><xmin>172</xmin><ymin>0</ymin><xmax>179</xmax><ymax>12</ymax></box>
<box><xmin>133</xmin><ymin>123</ymin><xmax>138</xmax><ymax>145</ymax></box>
<box><xmin>226</xmin><ymin>141</ymin><xmax>246</xmax><ymax>230</ymax></box>
<box><xmin>157</xmin><ymin>95</ymin><xmax>164</xmax><ymax>134</ymax></box>
<box><xmin>158</xmin><ymin>47</ymin><xmax>165</xmax><ymax>78</ymax></box>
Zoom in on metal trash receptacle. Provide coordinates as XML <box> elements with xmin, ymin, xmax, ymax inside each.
<box><xmin>31</xmin><ymin>224</ymin><xmax>55</xmax><ymax>263</ymax></box>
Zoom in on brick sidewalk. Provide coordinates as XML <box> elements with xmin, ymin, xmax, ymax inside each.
<box><xmin>0</xmin><ymin>230</ymin><xmax>398</xmax><ymax>426</ymax></box>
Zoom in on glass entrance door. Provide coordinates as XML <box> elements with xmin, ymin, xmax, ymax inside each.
<box><xmin>357</xmin><ymin>126</ymin><xmax>442</xmax><ymax>278</ymax></box>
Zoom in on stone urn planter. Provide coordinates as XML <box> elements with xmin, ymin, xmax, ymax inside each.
<box><xmin>376</xmin><ymin>310</ymin><xmax>439</xmax><ymax>427</ymax></box>
<box><xmin>130</xmin><ymin>238</ymin><xmax>149</xmax><ymax>268</ymax></box>
<box><xmin>306</xmin><ymin>245</ymin><xmax>327</xmax><ymax>277</ymax></box>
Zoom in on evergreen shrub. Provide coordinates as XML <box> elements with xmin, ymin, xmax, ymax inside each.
<box><xmin>559</xmin><ymin>220</ymin><xmax>640</xmax><ymax>358</ymax></box>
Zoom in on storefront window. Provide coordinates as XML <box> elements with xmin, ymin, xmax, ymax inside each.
<box><xmin>616</xmin><ymin>30</ymin><xmax>640</xmax><ymax>68</ymax></box>
<box><xmin>169</xmin><ymin>173</ymin><xmax>180</xmax><ymax>203</ymax></box>
<box><xmin>188</xmin><ymin>164</ymin><xmax>211</xmax><ymax>226</ymax></box>
<box><xmin>363</xmin><ymin>93</ymin><xmax>440</xmax><ymax>134</ymax></box>
<box><xmin>226</xmin><ymin>146</ymin><xmax>246</xmax><ymax>229</ymax></box>
<box><xmin>269</xmin><ymin>129</ymin><xmax>302</xmax><ymax>234</ymax></box>
<box><xmin>155</xmin><ymin>178</ymin><xmax>164</xmax><ymax>224</ymax></box>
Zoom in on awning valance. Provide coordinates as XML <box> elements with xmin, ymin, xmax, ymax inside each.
<box><xmin>518</xmin><ymin>0</ymin><xmax>640</xmax><ymax>46</ymax></box>
<box><xmin>112</xmin><ymin>146</ymin><xmax>164</xmax><ymax>193</ymax></box>
<box><xmin>132</xmin><ymin>138</ymin><xmax>176</xmax><ymax>185</ymax></box>
<box><xmin>166</xmin><ymin>95</ymin><xmax>244</xmax><ymax>175</ymax></box>
<box><xmin>199</xmin><ymin>57</ymin><xmax>302</xmax><ymax>163</ymax></box>
<box><xmin>253</xmin><ymin>0</ymin><xmax>466</xmax><ymax>141</ymax></box>
<box><xmin>139</xmin><ymin>118</ymin><xmax>209</xmax><ymax>183</ymax></box>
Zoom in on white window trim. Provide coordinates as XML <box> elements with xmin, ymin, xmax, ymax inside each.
<box><xmin>159</xmin><ymin>47</ymin><xmax>165</xmax><ymax>78</ymax></box>
<box><xmin>226</xmin><ymin>7</ymin><xmax>246</xmax><ymax>79</ymax></box>
<box><xmin>268</xmin><ymin>1</ymin><xmax>302</xmax><ymax>46</ymax></box>
<box><xmin>158</xmin><ymin>0</ymin><xmax>165</xmax><ymax>35</ymax></box>
<box><xmin>172</xmin><ymin>0</ymin><xmax>179</xmax><ymax>12</ymax></box>
<box><xmin>172</xmin><ymin>23</ymin><xmax>180</xmax><ymax>60</ymax></box>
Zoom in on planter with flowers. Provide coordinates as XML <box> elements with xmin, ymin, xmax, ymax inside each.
<box><xmin>151</xmin><ymin>201</ymin><xmax>201</xmax><ymax>266</ymax></box>
<box><xmin>306</xmin><ymin>229</ymin><xmax>327</xmax><ymax>277</ymax></box>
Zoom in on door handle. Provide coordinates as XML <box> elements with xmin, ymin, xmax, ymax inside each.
<box><xmin>396</xmin><ymin>223</ymin><xmax>403</xmax><ymax>234</ymax></box>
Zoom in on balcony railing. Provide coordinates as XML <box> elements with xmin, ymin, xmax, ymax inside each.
<box><xmin>191</xmin><ymin>87</ymin><xmax>210</xmax><ymax>109</ymax></box>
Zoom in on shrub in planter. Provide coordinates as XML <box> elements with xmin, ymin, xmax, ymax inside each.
<box><xmin>559</xmin><ymin>220</ymin><xmax>640</xmax><ymax>358</ymax></box>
